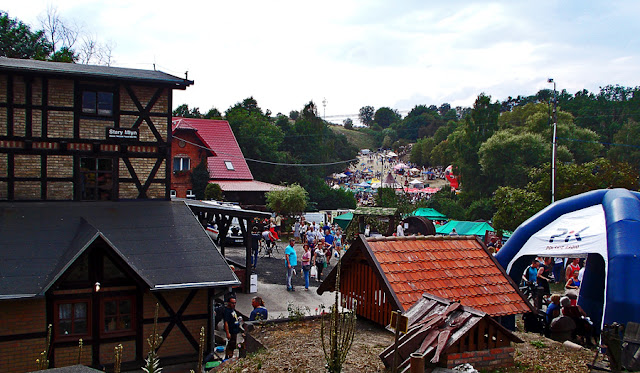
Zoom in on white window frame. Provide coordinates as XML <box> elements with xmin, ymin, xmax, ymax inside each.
<box><xmin>173</xmin><ymin>157</ymin><xmax>191</xmax><ymax>172</ymax></box>
<box><xmin>224</xmin><ymin>161</ymin><xmax>235</xmax><ymax>170</ymax></box>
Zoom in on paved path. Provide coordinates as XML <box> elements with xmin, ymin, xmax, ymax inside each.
<box><xmin>223</xmin><ymin>243</ymin><xmax>339</xmax><ymax>318</ymax></box>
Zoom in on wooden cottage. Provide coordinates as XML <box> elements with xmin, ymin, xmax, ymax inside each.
<box><xmin>318</xmin><ymin>235</ymin><xmax>533</xmax><ymax>327</ymax></box>
<box><xmin>0</xmin><ymin>201</ymin><xmax>239</xmax><ymax>372</ymax></box>
<box><xmin>379</xmin><ymin>293</ymin><xmax>523</xmax><ymax>371</ymax></box>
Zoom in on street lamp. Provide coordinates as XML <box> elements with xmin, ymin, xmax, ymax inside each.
<box><xmin>548</xmin><ymin>78</ymin><xmax>557</xmax><ymax>203</ymax></box>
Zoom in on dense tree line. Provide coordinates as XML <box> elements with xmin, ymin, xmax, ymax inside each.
<box><xmin>364</xmin><ymin>86</ymin><xmax>640</xmax><ymax>232</ymax></box>
<box><xmin>173</xmin><ymin>98</ymin><xmax>358</xmax><ymax>211</ymax></box>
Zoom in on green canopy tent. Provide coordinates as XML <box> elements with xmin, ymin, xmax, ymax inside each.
<box><xmin>411</xmin><ymin>207</ymin><xmax>447</xmax><ymax>220</ymax></box>
<box><xmin>333</xmin><ymin>212</ymin><xmax>354</xmax><ymax>230</ymax></box>
<box><xmin>435</xmin><ymin>220</ymin><xmax>495</xmax><ymax>238</ymax></box>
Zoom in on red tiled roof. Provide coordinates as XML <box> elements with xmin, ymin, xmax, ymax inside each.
<box><xmin>210</xmin><ymin>180</ymin><xmax>286</xmax><ymax>192</ymax></box>
<box><xmin>366</xmin><ymin>236</ymin><xmax>531</xmax><ymax>317</ymax></box>
<box><xmin>172</xmin><ymin>117</ymin><xmax>253</xmax><ymax>180</ymax></box>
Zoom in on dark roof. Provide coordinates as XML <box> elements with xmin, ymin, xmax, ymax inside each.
<box><xmin>177</xmin><ymin>198</ymin><xmax>271</xmax><ymax>219</ymax></box>
<box><xmin>379</xmin><ymin>293</ymin><xmax>522</xmax><ymax>369</ymax></box>
<box><xmin>0</xmin><ymin>57</ymin><xmax>193</xmax><ymax>88</ymax></box>
<box><xmin>318</xmin><ymin>235</ymin><xmax>532</xmax><ymax>317</ymax></box>
<box><xmin>0</xmin><ymin>201</ymin><xmax>239</xmax><ymax>299</ymax></box>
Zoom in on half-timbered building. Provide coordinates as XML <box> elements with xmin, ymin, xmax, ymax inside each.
<box><xmin>0</xmin><ymin>58</ymin><xmax>254</xmax><ymax>372</ymax></box>
<box><xmin>0</xmin><ymin>57</ymin><xmax>192</xmax><ymax>201</ymax></box>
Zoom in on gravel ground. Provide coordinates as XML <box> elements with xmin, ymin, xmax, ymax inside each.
<box><xmin>211</xmin><ymin>318</ymin><xmax>603</xmax><ymax>373</ymax></box>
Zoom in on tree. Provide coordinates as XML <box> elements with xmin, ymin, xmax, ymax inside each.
<box><xmin>492</xmin><ymin>187</ymin><xmax>546</xmax><ymax>232</ymax></box>
<box><xmin>358</xmin><ymin>106</ymin><xmax>375</xmax><ymax>127</ymax></box>
<box><xmin>478</xmin><ymin>130</ymin><xmax>548</xmax><ymax>190</ymax></box>
<box><xmin>204</xmin><ymin>183</ymin><xmax>222</xmax><ymax>200</ymax></box>
<box><xmin>266</xmin><ymin>184</ymin><xmax>309</xmax><ymax>216</ymax></box>
<box><xmin>374</xmin><ymin>107</ymin><xmax>401</xmax><ymax>129</ymax></box>
<box><xmin>343</xmin><ymin>118</ymin><xmax>353</xmax><ymax>130</ymax></box>
<box><xmin>204</xmin><ymin>107</ymin><xmax>222</xmax><ymax>119</ymax></box>
<box><xmin>190</xmin><ymin>158</ymin><xmax>210</xmax><ymax>200</ymax></box>
<box><xmin>289</xmin><ymin>110</ymin><xmax>299</xmax><ymax>120</ymax></box>
<box><xmin>0</xmin><ymin>11</ymin><xmax>51</xmax><ymax>59</ymax></box>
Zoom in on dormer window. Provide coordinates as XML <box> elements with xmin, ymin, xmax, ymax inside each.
<box><xmin>224</xmin><ymin>161</ymin><xmax>235</xmax><ymax>170</ymax></box>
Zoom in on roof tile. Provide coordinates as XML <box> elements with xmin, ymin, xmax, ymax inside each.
<box><xmin>365</xmin><ymin>236</ymin><xmax>530</xmax><ymax>317</ymax></box>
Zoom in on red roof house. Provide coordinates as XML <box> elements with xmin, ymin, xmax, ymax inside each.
<box><xmin>171</xmin><ymin>118</ymin><xmax>283</xmax><ymax>204</ymax></box>
<box><xmin>318</xmin><ymin>235</ymin><xmax>533</xmax><ymax>327</ymax></box>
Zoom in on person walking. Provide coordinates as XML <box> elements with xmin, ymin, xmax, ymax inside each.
<box><xmin>313</xmin><ymin>244</ymin><xmax>327</xmax><ymax>282</ymax></box>
<box><xmin>285</xmin><ymin>239</ymin><xmax>298</xmax><ymax>291</ymax></box>
<box><xmin>293</xmin><ymin>220</ymin><xmax>301</xmax><ymax>243</ymax></box>
<box><xmin>250</xmin><ymin>226</ymin><xmax>260</xmax><ymax>269</ymax></box>
<box><xmin>301</xmin><ymin>244</ymin><xmax>312</xmax><ymax>290</ymax></box>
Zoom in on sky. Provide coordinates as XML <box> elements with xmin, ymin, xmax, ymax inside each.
<box><xmin>6</xmin><ymin>1</ymin><xmax>640</xmax><ymax>123</ymax></box>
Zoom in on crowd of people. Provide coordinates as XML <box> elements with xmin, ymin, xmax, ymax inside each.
<box><xmin>285</xmin><ymin>218</ymin><xmax>345</xmax><ymax>291</ymax></box>
<box><xmin>326</xmin><ymin>150</ymin><xmax>446</xmax><ymax>206</ymax></box>
<box><xmin>521</xmin><ymin>256</ymin><xmax>594</xmax><ymax>346</ymax></box>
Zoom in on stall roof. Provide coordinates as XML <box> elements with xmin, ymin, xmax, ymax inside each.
<box><xmin>411</xmin><ymin>207</ymin><xmax>447</xmax><ymax>220</ymax></box>
<box><xmin>353</xmin><ymin>207</ymin><xmax>398</xmax><ymax>216</ymax></box>
<box><xmin>333</xmin><ymin>212</ymin><xmax>354</xmax><ymax>230</ymax></box>
<box><xmin>436</xmin><ymin>220</ymin><xmax>495</xmax><ymax>236</ymax></box>
<box><xmin>0</xmin><ymin>201</ymin><xmax>239</xmax><ymax>299</ymax></box>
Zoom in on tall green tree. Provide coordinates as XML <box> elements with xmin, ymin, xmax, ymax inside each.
<box><xmin>358</xmin><ymin>106</ymin><xmax>375</xmax><ymax>127</ymax></box>
<box><xmin>0</xmin><ymin>11</ymin><xmax>51</xmax><ymax>59</ymax></box>
<box><xmin>374</xmin><ymin>107</ymin><xmax>401</xmax><ymax>129</ymax></box>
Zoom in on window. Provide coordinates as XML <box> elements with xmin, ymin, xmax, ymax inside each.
<box><xmin>173</xmin><ymin>157</ymin><xmax>190</xmax><ymax>172</ymax></box>
<box><xmin>102</xmin><ymin>296</ymin><xmax>135</xmax><ymax>335</ymax></box>
<box><xmin>55</xmin><ymin>300</ymin><xmax>90</xmax><ymax>338</ymax></box>
<box><xmin>170</xmin><ymin>190</ymin><xmax>177</xmax><ymax>197</ymax></box>
<box><xmin>186</xmin><ymin>189</ymin><xmax>194</xmax><ymax>197</ymax></box>
<box><xmin>224</xmin><ymin>161</ymin><xmax>235</xmax><ymax>170</ymax></box>
<box><xmin>80</xmin><ymin>158</ymin><xmax>113</xmax><ymax>201</ymax></box>
<box><xmin>82</xmin><ymin>91</ymin><xmax>114</xmax><ymax>116</ymax></box>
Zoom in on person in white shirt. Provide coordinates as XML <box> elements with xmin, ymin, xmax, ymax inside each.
<box><xmin>396</xmin><ymin>223</ymin><xmax>404</xmax><ymax>237</ymax></box>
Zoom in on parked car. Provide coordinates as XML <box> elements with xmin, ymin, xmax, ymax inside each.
<box><xmin>206</xmin><ymin>218</ymin><xmax>244</xmax><ymax>246</ymax></box>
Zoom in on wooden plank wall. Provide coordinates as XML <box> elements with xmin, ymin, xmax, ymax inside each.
<box><xmin>341</xmin><ymin>260</ymin><xmax>392</xmax><ymax>326</ymax></box>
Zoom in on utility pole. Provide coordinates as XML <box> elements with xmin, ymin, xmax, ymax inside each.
<box><xmin>548</xmin><ymin>78</ymin><xmax>557</xmax><ymax>204</ymax></box>
<box><xmin>322</xmin><ymin>98</ymin><xmax>327</xmax><ymax>120</ymax></box>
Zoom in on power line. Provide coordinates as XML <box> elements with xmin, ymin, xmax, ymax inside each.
<box><xmin>172</xmin><ymin>135</ymin><xmax>358</xmax><ymax>167</ymax></box>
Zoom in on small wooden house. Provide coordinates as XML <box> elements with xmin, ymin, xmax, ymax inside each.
<box><xmin>0</xmin><ymin>201</ymin><xmax>239</xmax><ymax>372</ymax></box>
<box><xmin>379</xmin><ymin>293</ymin><xmax>523</xmax><ymax>371</ymax></box>
<box><xmin>318</xmin><ymin>235</ymin><xmax>532</xmax><ymax>327</ymax></box>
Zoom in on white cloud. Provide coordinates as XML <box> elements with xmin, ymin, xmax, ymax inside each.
<box><xmin>6</xmin><ymin>0</ymin><xmax>640</xmax><ymax>117</ymax></box>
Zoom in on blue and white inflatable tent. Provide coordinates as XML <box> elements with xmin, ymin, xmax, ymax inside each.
<box><xmin>495</xmin><ymin>188</ymin><xmax>640</xmax><ymax>331</ymax></box>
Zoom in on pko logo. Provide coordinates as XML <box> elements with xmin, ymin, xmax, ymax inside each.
<box><xmin>548</xmin><ymin>227</ymin><xmax>589</xmax><ymax>243</ymax></box>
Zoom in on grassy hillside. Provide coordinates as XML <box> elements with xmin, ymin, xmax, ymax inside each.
<box><xmin>329</xmin><ymin>125</ymin><xmax>377</xmax><ymax>151</ymax></box>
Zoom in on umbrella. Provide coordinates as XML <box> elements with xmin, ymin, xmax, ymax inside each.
<box><xmin>387</xmin><ymin>151</ymin><xmax>398</xmax><ymax>157</ymax></box>
<box><xmin>356</xmin><ymin>181</ymin><xmax>371</xmax><ymax>188</ymax></box>
<box><xmin>393</xmin><ymin>163</ymin><xmax>409</xmax><ymax>170</ymax></box>
<box><xmin>335</xmin><ymin>173</ymin><xmax>347</xmax><ymax>178</ymax></box>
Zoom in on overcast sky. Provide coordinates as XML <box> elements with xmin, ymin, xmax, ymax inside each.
<box><xmin>7</xmin><ymin>1</ymin><xmax>640</xmax><ymax>122</ymax></box>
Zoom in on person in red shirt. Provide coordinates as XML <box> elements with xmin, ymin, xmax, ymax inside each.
<box><xmin>565</xmin><ymin>258</ymin><xmax>581</xmax><ymax>280</ymax></box>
